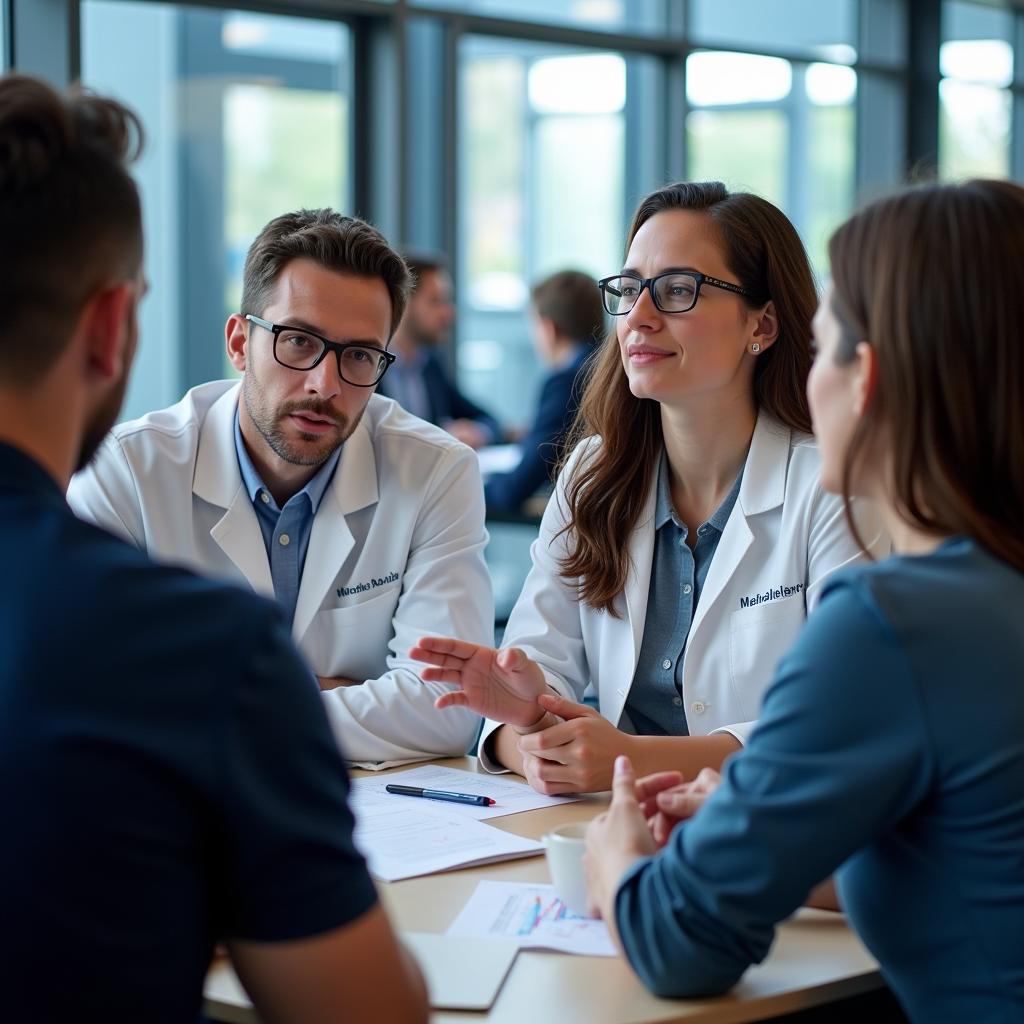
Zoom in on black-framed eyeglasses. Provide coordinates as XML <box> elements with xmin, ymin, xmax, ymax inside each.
<box><xmin>597</xmin><ymin>271</ymin><xmax>757</xmax><ymax>316</ymax></box>
<box><xmin>244</xmin><ymin>315</ymin><xmax>396</xmax><ymax>388</ymax></box>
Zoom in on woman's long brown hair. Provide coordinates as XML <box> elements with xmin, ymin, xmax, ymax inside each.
<box><xmin>828</xmin><ymin>179</ymin><xmax>1024</xmax><ymax>572</ymax></box>
<box><xmin>558</xmin><ymin>181</ymin><xmax>818</xmax><ymax>614</ymax></box>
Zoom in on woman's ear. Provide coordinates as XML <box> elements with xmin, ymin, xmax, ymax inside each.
<box><xmin>852</xmin><ymin>340</ymin><xmax>878</xmax><ymax>417</ymax></box>
<box><xmin>751</xmin><ymin>300</ymin><xmax>780</xmax><ymax>352</ymax></box>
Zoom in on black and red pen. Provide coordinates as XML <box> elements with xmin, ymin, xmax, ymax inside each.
<box><xmin>384</xmin><ymin>783</ymin><xmax>495</xmax><ymax>807</ymax></box>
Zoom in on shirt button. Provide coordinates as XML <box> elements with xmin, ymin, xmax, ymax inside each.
<box><xmin>661</xmin><ymin>658</ymin><xmax>672</xmax><ymax>670</ymax></box>
<box><xmin>682</xmin><ymin>583</ymin><xmax>692</xmax><ymax>595</ymax></box>
<box><xmin>279</xmin><ymin>534</ymin><xmax>291</xmax><ymax>547</ymax></box>
<box><xmin>672</xmin><ymin>696</ymin><xmax>683</xmax><ymax>707</ymax></box>
<box><xmin>691</xmin><ymin>701</ymin><xmax>706</xmax><ymax>714</ymax></box>
<box><xmin>260</xmin><ymin>491</ymin><xmax>270</xmax><ymax>504</ymax></box>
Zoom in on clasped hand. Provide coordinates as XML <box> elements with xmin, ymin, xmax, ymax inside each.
<box><xmin>584</xmin><ymin>756</ymin><xmax>722</xmax><ymax>923</ymax></box>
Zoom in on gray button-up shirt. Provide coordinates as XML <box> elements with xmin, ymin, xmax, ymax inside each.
<box><xmin>624</xmin><ymin>452</ymin><xmax>743</xmax><ymax>736</ymax></box>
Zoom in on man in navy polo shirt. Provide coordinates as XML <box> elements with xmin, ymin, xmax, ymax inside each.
<box><xmin>0</xmin><ymin>74</ymin><xmax>425</xmax><ymax>1024</ymax></box>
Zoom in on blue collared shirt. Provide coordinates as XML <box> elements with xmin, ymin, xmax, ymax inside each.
<box><xmin>624</xmin><ymin>451</ymin><xmax>743</xmax><ymax>736</ymax></box>
<box><xmin>233</xmin><ymin>409</ymin><xmax>342</xmax><ymax>626</ymax></box>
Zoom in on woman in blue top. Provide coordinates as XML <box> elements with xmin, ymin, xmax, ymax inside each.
<box><xmin>584</xmin><ymin>179</ymin><xmax>1024</xmax><ymax>1023</ymax></box>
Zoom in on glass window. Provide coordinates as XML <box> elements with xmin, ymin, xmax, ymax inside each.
<box><xmin>939</xmin><ymin>0</ymin><xmax>1013</xmax><ymax>180</ymax></box>
<box><xmin>686</xmin><ymin>51</ymin><xmax>856</xmax><ymax>275</ymax></box>
<box><xmin>0</xmin><ymin>2</ymin><xmax>6</xmax><ymax>72</ymax></box>
<box><xmin>81</xmin><ymin>3</ymin><xmax>351</xmax><ymax>421</ymax></box>
<box><xmin>458</xmin><ymin>36</ymin><xmax>631</xmax><ymax>427</ymax></box>
<box><xmin>688</xmin><ymin>0</ymin><xmax>857</xmax><ymax>63</ymax></box>
<box><xmin>414</xmin><ymin>0</ymin><xmax>667</xmax><ymax>36</ymax></box>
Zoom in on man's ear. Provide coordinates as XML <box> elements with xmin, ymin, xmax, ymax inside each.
<box><xmin>852</xmin><ymin>340</ymin><xmax>878</xmax><ymax>417</ymax></box>
<box><xmin>79</xmin><ymin>282</ymin><xmax>136</xmax><ymax>381</ymax></box>
<box><xmin>751</xmin><ymin>300</ymin><xmax>780</xmax><ymax>351</ymax></box>
<box><xmin>226</xmin><ymin>313</ymin><xmax>249</xmax><ymax>373</ymax></box>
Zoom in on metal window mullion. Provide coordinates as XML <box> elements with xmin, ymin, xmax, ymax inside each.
<box><xmin>10</xmin><ymin>0</ymin><xmax>80</xmax><ymax>83</ymax></box>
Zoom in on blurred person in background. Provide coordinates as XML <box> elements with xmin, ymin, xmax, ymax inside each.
<box><xmin>379</xmin><ymin>250</ymin><xmax>500</xmax><ymax>449</ymax></box>
<box><xmin>485</xmin><ymin>269</ymin><xmax>602</xmax><ymax>516</ymax></box>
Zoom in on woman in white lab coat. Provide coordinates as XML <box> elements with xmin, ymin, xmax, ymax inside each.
<box><xmin>413</xmin><ymin>181</ymin><xmax>882</xmax><ymax>794</ymax></box>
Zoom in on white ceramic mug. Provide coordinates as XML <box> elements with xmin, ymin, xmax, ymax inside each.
<box><xmin>543</xmin><ymin>821</ymin><xmax>593</xmax><ymax>917</ymax></box>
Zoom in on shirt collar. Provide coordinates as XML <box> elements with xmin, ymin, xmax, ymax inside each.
<box><xmin>654</xmin><ymin>450</ymin><xmax>676</xmax><ymax>530</ymax></box>
<box><xmin>654</xmin><ymin>448</ymin><xmax>745</xmax><ymax>534</ymax></box>
<box><xmin>233</xmin><ymin>407</ymin><xmax>342</xmax><ymax>513</ymax></box>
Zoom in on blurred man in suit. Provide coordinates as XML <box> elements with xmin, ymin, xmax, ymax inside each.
<box><xmin>379</xmin><ymin>250</ymin><xmax>500</xmax><ymax>449</ymax></box>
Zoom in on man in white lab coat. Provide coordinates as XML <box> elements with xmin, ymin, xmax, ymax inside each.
<box><xmin>69</xmin><ymin>209</ymin><xmax>492</xmax><ymax>765</ymax></box>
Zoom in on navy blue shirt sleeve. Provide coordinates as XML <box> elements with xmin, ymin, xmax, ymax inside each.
<box><xmin>614</xmin><ymin>579</ymin><xmax>933</xmax><ymax>998</ymax></box>
<box><xmin>218</xmin><ymin>615</ymin><xmax>378</xmax><ymax>941</ymax></box>
<box><xmin>485</xmin><ymin>373</ymin><xmax>566</xmax><ymax>511</ymax></box>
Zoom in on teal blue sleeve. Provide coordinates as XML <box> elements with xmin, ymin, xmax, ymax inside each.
<box><xmin>614</xmin><ymin>579</ymin><xmax>933</xmax><ymax>998</ymax></box>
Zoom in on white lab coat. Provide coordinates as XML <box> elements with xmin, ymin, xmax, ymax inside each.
<box><xmin>478</xmin><ymin>412</ymin><xmax>886</xmax><ymax>770</ymax></box>
<box><xmin>68</xmin><ymin>380</ymin><xmax>492</xmax><ymax>765</ymax></box>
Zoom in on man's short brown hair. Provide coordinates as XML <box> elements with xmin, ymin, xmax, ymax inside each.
<box><xmin>0</xmin><ymin>74</ymin><xmax>143</xmax><ymax>384</ymax></box>
<box><xmin>241</xmin><ymin>210</ymin><xmax>411</xmax><ymax>336</ymax></box>
<box><xmin>530</xmin><ymin>269</ymin><xmax>604</xmax><ymax>344</ymax></box>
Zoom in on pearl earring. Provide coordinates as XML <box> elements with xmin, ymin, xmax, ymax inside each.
<box><xmin>750</xmin><ymin>343</ymin><xmax>761</xmax><ymax>354</ymax></box>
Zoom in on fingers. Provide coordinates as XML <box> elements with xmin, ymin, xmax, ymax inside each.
<box><xmin>517</xmin><ymin>721</ymin><xmax>577</xmax><ymax>754</ymax></box>
<box><xmin>655</xmin><ymin>790</ymin><xmax>707</xmax><ymax>818</ymax></box>
<box><xmin>634</xmin><ymin>770</ymin><xmax>685</xmax><ymax>802</ymax></box>
<box><xmin>650</xmin><ymin>812</ymin><xmax>672</xmax><ymax>848</ymax></box>
<box><xmin>418</xmin><ymin>667</ymin><xmax>467</xmax><ymax>685</ymax></box>
<box><xmin>434</xmin><ymin>691</ymin><xmax>469</xmax><ymax>710</ymax></box>
<box><xmin>537</xmin><ymin>692</ymin><xmax>598</xmax><ymax>720</ymax></box>
<box><xmin>521</xmin><ymin>752</ymin><xmax>581</xmax><ymax>795</ymax></box>
<box><xmin>410</xmin><ymin>636</ymin><xmax>491</xmax><ymax>663</ymax></box>
<box><xmin>610</xmin><ymin>754</ymin><xmax>637</xmax><ymax>805</ymax></box>
<box><xmin>495</xmin><ymin>646</ymin><xmax>529</xmax><ymax>672</ymax></box>
<box><xmin>694</xmin><ymin>767</ymin><xmax>722</xmax><ymax>791</ymax></box>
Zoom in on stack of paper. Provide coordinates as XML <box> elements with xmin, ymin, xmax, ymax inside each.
<box><xmin>349</xmin><ymin>796</ymin><xmax>543</xmax><ymax>881</ymax></box>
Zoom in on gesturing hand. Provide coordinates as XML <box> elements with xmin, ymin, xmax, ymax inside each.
<box><xmin>410</xmin><ymin>636</ymin><xmax>549</xmax><ymax>729</ymax></box>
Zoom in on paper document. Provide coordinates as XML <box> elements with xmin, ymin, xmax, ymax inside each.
<box><xmin>447</xmin><ymin>881</ymin><xmax>617</xmax><ymax>957</ymax></box>
<box><xmin>476</xmin><ymin>443</ymin><xmax>522</xmax><ymax>477</ymax></box>
<box><xmin>402</xmin><ymin>933</ymin><xmax>518</xmax><ymax>1010</ymax></box>
<box><xmin>350</xmin><ymin>764</ymin><xmax>579</xmax><ymax>820</ymax></box>
<box><xmin>346</xmin><ymin>756</ymin><xmax>432</xmax><ymax>772</ymax></box>
<box><xmin>350</xmin><ymin>795</ymin><xmax>543</xmax><ymax>881</ymax></box>
<box><xmin>205</xmin><ymin>936</ymin><xmax>519</xmax><ymax>1016</ymax></box>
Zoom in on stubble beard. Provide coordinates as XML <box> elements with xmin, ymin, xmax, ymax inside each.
<box><xmin>243</xmin><ymin>374</ymin><xmax>364</xmax><ymax>468</ymax></box>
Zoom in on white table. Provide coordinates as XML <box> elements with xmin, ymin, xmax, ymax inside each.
<box><xmin>205</xmin><ymin>759</ymin><xmax>882</xmax><ymax>1024</ymax></box>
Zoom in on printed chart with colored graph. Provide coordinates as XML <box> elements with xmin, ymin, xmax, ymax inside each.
<box><xmin>448</xmin><ymin>881</ymin><xmax>617</xmax><ymax>957</ymax></box>
<box><xmin>512</xmin><ymin>890</ymin><xmax>575</xmax><ymax>935</ymax></box>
